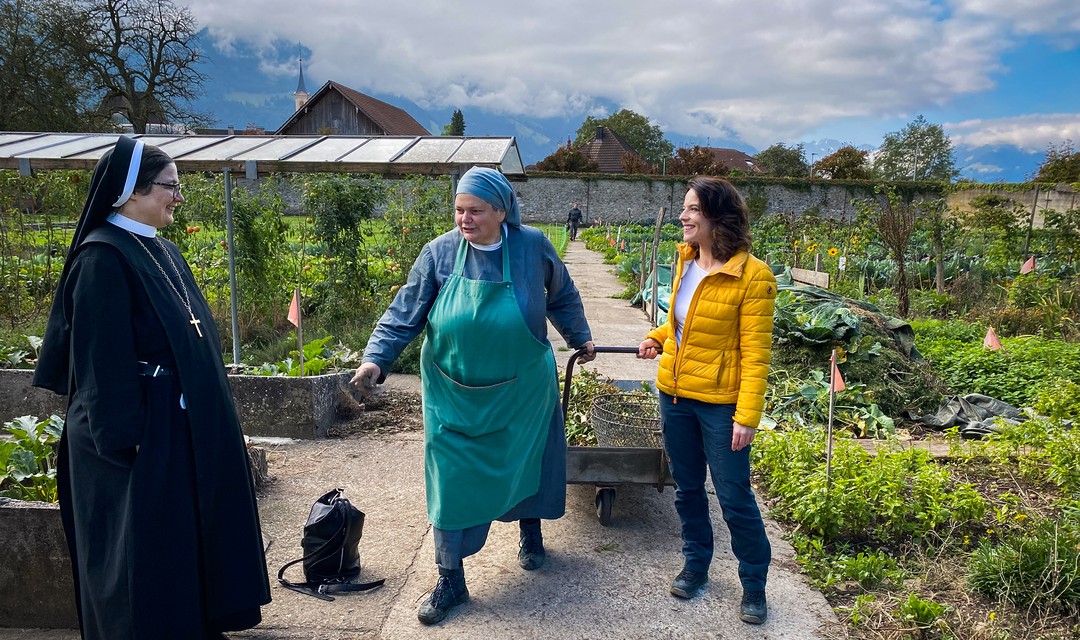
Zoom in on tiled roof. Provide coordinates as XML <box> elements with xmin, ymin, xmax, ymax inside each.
<box><xmin>581</xmin><ymin>126</ymin><xmax>642</xmax><ymax>173</ymax></box>
<box><xmin>276</xmin><ymin>81</ymin><xmax>430</xmax><ymax>136</ymax></box>
<box><xmin>328</xmin><ymin>82</ymin><xmax>429</xmax><ymax>135</ymax></box>
<box><xmin>705</xmin><ymin>147</ymin><xmax>763</xmax><ymax>173</ymax></box>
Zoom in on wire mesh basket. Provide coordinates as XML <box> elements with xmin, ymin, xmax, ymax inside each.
<box><xmin>589</xmin><ymin>392</ymin><xmax>662</xmax><ymax>448</ymax></box>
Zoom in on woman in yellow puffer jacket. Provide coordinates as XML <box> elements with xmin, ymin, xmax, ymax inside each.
<box><xmin>638</xmin><ymin>176</ymin><xmax>777</xmax><ymax>625</ymax></box>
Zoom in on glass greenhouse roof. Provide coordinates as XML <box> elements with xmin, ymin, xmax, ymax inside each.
<box><xmin>0</xmin><ymin>132</ymin><xmax>527</xmax><ymax>180</ymax></box>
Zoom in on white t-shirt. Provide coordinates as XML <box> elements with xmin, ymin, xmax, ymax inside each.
<box><xmin>673</xmin><ymin>259</ymin><xmax>709</xmax><ymax>347</ymax></box>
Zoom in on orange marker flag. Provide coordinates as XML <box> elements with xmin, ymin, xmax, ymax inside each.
<box><xmin>983</xmin><ymin>326</ymin><xmax>1001</xmax><ymax>350</ymax></box>
<box><xmin>1020</xmin><ymin>256</ymin><xmax>1035</xmax><ymax>275</ymax></box>
<box><xmin>288</xmin><ymin>288</ymin><xmax>301</xmax><ymax>327</ymax></box>
<box><xmin>829</xmin><ymin>352</ymin><xmax>846</xmax><ymax>393</ymax></box>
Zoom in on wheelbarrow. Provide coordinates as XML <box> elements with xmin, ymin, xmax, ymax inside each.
<box><xmin>562</xmin><ymin>346</ymin><xmax>674</xmax><ymax>525</ymax></box>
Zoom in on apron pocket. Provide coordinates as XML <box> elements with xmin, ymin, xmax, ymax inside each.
<box><xmin>428</xmin><ymin>361</ymin><xmax>518</xmax><ymax>437</ymax></box>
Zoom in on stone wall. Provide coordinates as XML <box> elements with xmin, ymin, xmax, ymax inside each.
<box><xmin>516</xmin><ymin>176</ymin><xmax>885</xmax><ymax>226</ymax></box>
<box><xmin>0</xmin><ymin>369</ymin><xmax>365</xmax><ymax>439</ymax></box>
<box><xmin>0</xmin><ymin>499</ymin><xmax>77</xmax><ymax>628</ymax></box>
<box><xmin>513</xmin><ymin>175</ymin><xmax>1076</xmax><ymax>228</ymax></box>
<box><xmin>946</xmin><ymin>184</ymin><xmax>1078</xmax><ymax>228</ymax></box>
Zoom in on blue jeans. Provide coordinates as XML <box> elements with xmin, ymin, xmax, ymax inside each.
<box><xmin>659</xmin><ymin>392</ymin><xmax>771</xmax><ymax>591</ymax></box>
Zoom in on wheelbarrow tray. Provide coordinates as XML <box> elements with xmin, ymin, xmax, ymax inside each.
<box><xmin>566</xmin><ymin>445</ymin><xmax>672</xmax><ymax>488</ymax></box>
<box><xmin>561</xmin><ymin>346</ymin><xmax>677</xmax><ymax>525</ymax></box>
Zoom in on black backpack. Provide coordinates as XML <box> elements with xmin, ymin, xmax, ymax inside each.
<box><xmin>277</xmin><ymin>488</ymin><xmax>385</xmax><ymax>601</ymax></box>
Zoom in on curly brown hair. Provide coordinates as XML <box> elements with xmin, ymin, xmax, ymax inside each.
<box><xmin>687</xmin><ymin>176</ymin><xmax>752</xmax><ymax>261</ymax></box>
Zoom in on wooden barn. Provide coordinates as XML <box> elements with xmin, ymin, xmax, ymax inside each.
<box><xmin>275</xmin><ymin>80</ymin><xmax>430</xmax><ymax>136</ymax></box>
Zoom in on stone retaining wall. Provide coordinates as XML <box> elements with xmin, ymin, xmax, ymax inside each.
<box><xmin>0</xmin><ymin>369</ymin><xmax>365</xmax><ymax>439</ymax></box>
<box><xmin>0</xmin><ymin>499</ymin><xmax>77</xmax><ymax>629</ymax></box>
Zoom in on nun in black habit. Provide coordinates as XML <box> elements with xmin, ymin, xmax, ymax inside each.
<box><xmin>34</xmin><ymin>137</ymin><xmax>271</xmax><ymax>640</ymax></box>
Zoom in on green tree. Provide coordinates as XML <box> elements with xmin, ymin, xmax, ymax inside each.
<box><xmin>534</xmin><ymin>146</ymin><xmax>600</xmax><ymax>172</ymax></box>
<box><xmin>873</xmin><ymin>115</ymin><xmax>957</xmax><ymax>182</ymax></box>
<box><xmin>67</xmin><ymin>0</ymin><xmax>208</xmax><ymax>133</ymax></box>
<box><xmin>441</xmin><ymin>109</ymin><xmax>465</xmax><ymax>136</ymax></box>
<box><xmin>754</xmin><ymin>143</ymin><xmax>809</xmax><ymax>177</ymax></box>
<box><xmin>573</xmin><ymin>109</ymin><xmax>674</xmax><ymax>167</ymax></box>
<box><xmin>0</xmin><ymin>0</ymin><xmax>104</xmax><ymax>131</ymax></box>
<box><xmin>667</xmin><ymin>146</ymin><xmax>727</xmax><ymax>176</ymax></box>
<box><xmin>1034</xmin><ymin>140</ymin><xmax>1080</xmax><ymax>183</ymax></box>
<box><xmin>815</xmin><ymin>146</ymin><xmax>871</xmax><ymax>179</ymax></box>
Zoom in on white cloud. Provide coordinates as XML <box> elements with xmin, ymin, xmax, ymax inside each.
<box><xmin>952</xmin><ymin>0</ymin><xmax>1080</xmax><ymax>46</ymax></box>
<box><xmin>186</xmin><ymin>0</ymin><xmax>1067</xmax><ymax>148</ymax></box>
<box><xmin>962</xmin><ymin>162</ymin><xmax>1004</xmax><ymax>174</ymax></box>
<box><xmin>947</xmin><ymin>114</ymin><xmax>1080</xmax><ymax>151</ymax></box>
<box><xmin>223</xmin><ymin>92</ymin><xmax>281</xmax><ymax>108</ymax></box>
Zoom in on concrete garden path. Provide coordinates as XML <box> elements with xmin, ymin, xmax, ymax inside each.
<box><xmin>0</xmin><ymin>239</ymin><xmax>844</xmax><ymax>640</ymax></box>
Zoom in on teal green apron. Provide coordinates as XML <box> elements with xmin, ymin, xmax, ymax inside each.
<box><xmin>421</xmin><ymin>232</ymin><xmax>557</xmax><ymax>530</ymax></box>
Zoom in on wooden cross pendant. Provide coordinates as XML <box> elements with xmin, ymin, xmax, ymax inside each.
<box><xmin>189</xmin><ymin>312</ymin><xmax>203</xmax><ymax>338</ymax></box>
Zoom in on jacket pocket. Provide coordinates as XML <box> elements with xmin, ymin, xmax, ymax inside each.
<box><xmin>715</xmin><ymin>349</ymin><xmax>739</xmax><ymax>393</ymax></box>
<box><xmin>428</xmin><ymin>361</ymin><xmax>518</xmax><ymax>437</ymax></box>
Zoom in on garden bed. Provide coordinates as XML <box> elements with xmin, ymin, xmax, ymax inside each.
<box><xmin>0</xmin><ymin>369</ymin><xmax>367</xmax><ymax>439</ymax></box>
<box><xmin>0</xmin><ymin>498</ymin><xmax>76</xmax><ymax>629</ymax></box>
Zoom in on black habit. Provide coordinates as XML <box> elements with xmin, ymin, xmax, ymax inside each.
<box><xmin>34</xmin><ymin>138</ymin><xmax>270</xmax><ymax>639</ymax></box>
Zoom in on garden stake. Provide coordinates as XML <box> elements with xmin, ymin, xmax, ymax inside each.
<box><xmin>825</xmin><ymin>349</ymin><xmax>842</xmax><ymax>492</ymax></box>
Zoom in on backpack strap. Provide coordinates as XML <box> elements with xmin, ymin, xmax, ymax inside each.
<box><xmin>277</xmin><ymin>557</ymin><xmax>335</xmax><ymax>602</ymax></box>
<box><xmin>277</xmin><ymin>545</ymin><xmax>386</xmax><ymax>601</ymax></box>
<box><xmin>317</xmin><ymin>578</ymin><xmax>386</xmax><ymax>595</ymax></box>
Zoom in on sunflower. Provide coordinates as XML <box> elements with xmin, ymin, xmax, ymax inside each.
<box><xmin>828</xmin><ymin>247</ymin><xmax>839</xmax><ymax>257</ymax></box>
<box><xmin>851</xmin><ymin>235</ymin><xmax>859</xmax><ymax>246</ymax></box>
<box><xmin>806</xmin><ymin>243</ymin><xmax>818</xmax><ymax>253</ymax></box>
<box><xmin>793</xmin><ymin>239</ymin><xmax>800</xmax><ymax>248</ymax></box>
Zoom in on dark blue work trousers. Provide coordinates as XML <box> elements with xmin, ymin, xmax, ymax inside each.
<box><xmin>659</xmin><ymin>392</ymin><xmax>771</xmax><ymax>591</ymax></box>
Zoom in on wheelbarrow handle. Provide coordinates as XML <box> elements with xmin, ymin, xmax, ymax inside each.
<box><xmin>561</xmin><ymin>345</ymin><xmax>653</xmax><ymax>420</ymax></box>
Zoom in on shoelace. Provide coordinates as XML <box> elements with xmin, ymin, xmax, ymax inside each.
<box><xmin>520</xmin><ymin>532</ymin><xmax>543</xmax><ymax>554</ymax></box>
<box><xmin>743</xmin><ymin>591</ymin><xmax>766</xmax><ymax>606</ymax></box>
<box><xmin>429</xmin><ymin>576</ymin><xmax>457</xmax><ymax>606</ymax></box>
<box><xmin>675</xmin><ymin>569</ymin><xmax>700</xmax><ymax>582</ymax></box>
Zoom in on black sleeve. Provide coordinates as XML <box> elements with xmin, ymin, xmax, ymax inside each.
<box><xmin>68</xmin><ymin>246</ymin><xmax>147</xmax><ymax>452</ymax></box>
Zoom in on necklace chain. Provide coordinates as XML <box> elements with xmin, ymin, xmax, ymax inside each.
<box><xmin>127</xmin><ymin>231</ymin><xmax>203</xmax><ymax>337</ymax></box>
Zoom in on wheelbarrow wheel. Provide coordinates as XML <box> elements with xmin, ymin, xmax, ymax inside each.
<box><xmin>595</xmin><ymin>487</ymin><xmax>615</xmax><ymax>526</ymax></box>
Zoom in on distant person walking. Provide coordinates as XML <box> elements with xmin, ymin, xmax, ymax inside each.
<box><xmin>566</xmin><ymin>202</ymin><xmax>583</xmax><ymax>241</ymax></box>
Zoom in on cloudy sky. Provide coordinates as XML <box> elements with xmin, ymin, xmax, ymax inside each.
<box><xmin>188</xmin><ymin>0</ymin><xmax>1080</xmax><ymax>162</ymax></box>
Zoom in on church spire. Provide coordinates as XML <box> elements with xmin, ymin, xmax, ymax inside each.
<box><xmin>293</xmin><ymin>45</ymin><xmax>309</xmax><ymax>111</ymax></box>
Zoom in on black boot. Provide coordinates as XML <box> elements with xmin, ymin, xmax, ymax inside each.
<box><xmin>517</xmin><ymin>518</ymin><xmax>546</xmax><ymax>570</ymax></box>
<box><xmin>417</xmin><ymin>566</ymin><xmax>469</xmax><ymax>625</ymax></box>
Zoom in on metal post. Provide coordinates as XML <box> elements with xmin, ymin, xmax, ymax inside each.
<box><xmin>223</xmin><ymin>168</ymin><xmax>241</xmax><ymax>365</ymax></box>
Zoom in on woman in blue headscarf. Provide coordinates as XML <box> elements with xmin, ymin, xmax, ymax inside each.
<box><xmin>353</xmin><ymin>166</ymin><xmax>594</xmax><ymax>625</ymax></box>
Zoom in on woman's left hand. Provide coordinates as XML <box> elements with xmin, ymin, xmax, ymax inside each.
<box><xmin>731</xmin><ymin>422</ymin><xmax>756</xmax><ymax>451</ymax></box>
<box><xmin>576</xmin><ymin>341</ymin><xmax>596</xmax><ymax>364</ymax></box>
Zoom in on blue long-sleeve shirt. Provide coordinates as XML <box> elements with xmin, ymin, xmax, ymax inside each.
<box><xmin>363</xmin><ymin>225</ymin><xmax>592</xmax><ymax>375</ymax></box>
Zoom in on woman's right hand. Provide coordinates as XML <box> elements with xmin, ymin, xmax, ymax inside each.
<box><xmin>638</xmin><ymin>338</ymin><xmax>661</xmax><ymax>359</ymax></box>
<box><xmin>351</xmin><ymin>362</ymin><xmax>381</xmax><ymax>393</ymax></box>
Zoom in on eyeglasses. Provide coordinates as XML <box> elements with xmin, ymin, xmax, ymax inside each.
<box><xmin>151</xmin><ymin>181</ymin><xmax>183</xmax><ymax>199</ymax></box>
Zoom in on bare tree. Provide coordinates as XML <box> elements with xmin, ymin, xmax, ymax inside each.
<box><xmin>860</xmin><ymin>186</ymin><xmax>918</xmax><ymax>317</ymax></box>
<box><xmin>70</xmin><ymin>0</ymin><xmax>208</xmax><ymax>132</ymax></box>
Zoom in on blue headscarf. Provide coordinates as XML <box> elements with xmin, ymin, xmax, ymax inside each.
<box><xmin>456</xmin><ymin>167</ymin><xmax>520</xmax><ymax>227</ymax></box>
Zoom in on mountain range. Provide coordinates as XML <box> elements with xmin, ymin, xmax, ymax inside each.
<box><xmin>195</xmin><ymin>36</ymin><xmax>1044</xmax><ymax>184</ymax></box>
